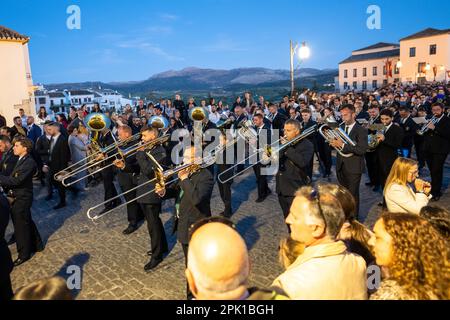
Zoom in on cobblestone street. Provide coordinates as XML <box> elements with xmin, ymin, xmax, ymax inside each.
<box><xmin>6</xmin><ymin>158</ymin><xmax>450</xmax><ymax>300</ymax></box>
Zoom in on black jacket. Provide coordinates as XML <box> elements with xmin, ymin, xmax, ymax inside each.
<box><xmin>136</xmin><ymin>145</ymin><xmax>166</xmax><ymax>204</ymax></box>
<box><xmin>0</xmin><ymin>148</ymin><xmax>18</xmax><ymax>177</ymax></box>
<box><xmin>423</xmin><ymin>115</ymin><xmax>450</xmax><ymax>154</ymax></box>
<box><xmin>399</xmin><ymin>116</ymin><xmax>418</xmax><ymax>148</ymax></box>
<box><xmin>271</xmin><ymin>113</ymin><xmax>288</xmax><ymax>132</ymax></box>
<box><xmin>49</xmin><ymin>135</ymin><xmax>71</xmax><ymax>173</ymax></box>
<box><xmin>376</xmin><ymin>124</ymin><xmax>404</xmax><ymax>165</ymax></box>
<box><xmin>0</xmin><ymin>155</ymin><xmax>37</xmax><ymax>200</ymax></box>
<box><xmin>35</xmin><ymin>134</ymin><xmax>51</xmax><ymax>165</ymax></box>
<box><xmin>0</xmin><ymin>193</ymin><xmax>13</xmax><ymax>281</ymax></box>
<box><xmin>336</xmin><ymin>123</ymin><xmax>368</xmax><ymax>175</ymax></box>
<box><xmin>177</xmin><ymin>168</ymin><xmax>214</xmax><ymax>245</ymax></box>
<box><xmin>276</xmin><ymin>138</ymin><xmax>314</xmax><ymax>196</ymax></box>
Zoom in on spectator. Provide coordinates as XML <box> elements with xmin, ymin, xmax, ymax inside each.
<box><xmin>13</xmin><ymin>277</ymin><xmax>73</xmax><ymax>300</ymax></box>
<box><xmin>18</xmin><ymin>108</ymin><xmax>27</xmax><ymax>128</ymax></box>
<box><xmin>26</xmin><ymin>116</ymin><xmax>42</xmax><ymax>145</ymax></box>
<box><xmin>10</xmin><ymin>116</ymin><xmax>27</xmax><ymax>138</ymax></box>
<box><xmin>271</xmin><ymin>186</ymin><xmax>367</xmax><ymax>300</ymax></box>
<box><xmin>384</xmin><ymin>157</ymin><xmax>431</xmax><ymax>214</ymax></box>
<box><xmin>419</xmin><ymin>206</ymin><xmax>450</xmax><ymax>240</ymax></box>
<box><xmin>0</xmin><ymin>113</ymin><xmax>6</xmax><ymax>128</ymax></box>
<box><xmin>36</xmin><ymin>107</ymin><xmax>53</xmax><ymax>130</ymax></box>
<box><xmin>369</xmin><ymin>212</ymin><xmax>449</xmax><ymax>300</ymax></box>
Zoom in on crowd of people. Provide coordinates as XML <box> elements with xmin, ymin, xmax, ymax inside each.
<box><xmin>0</xmin><ymin>80</ymin><xmax>449</xmax><ymax>300</ymax></box>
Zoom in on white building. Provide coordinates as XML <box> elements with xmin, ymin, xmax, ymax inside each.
<box><xmin>338</xmin><ymin>43</ymin><xmax>400</xmax><ymax>93</ymax></box>
<box><xmin>92</xmin><ymin>88</ymin><xmax>133</xmax><ymax>111</ymax></box>
<box><xmin>398</xmin><ymin>28</ymin><xmax>450</xmax><ymax>84</ymax></box>
<box><xmin>0</xmin><ymin>25</ymin><xmax>36</xmax><ymax>125</ymax></box>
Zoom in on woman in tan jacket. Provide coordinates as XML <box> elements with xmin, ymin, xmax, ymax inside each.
<box><xmin>384</xmin><ymin>158</ymin><xmax>431</xmax><ymax>215</ymax></box>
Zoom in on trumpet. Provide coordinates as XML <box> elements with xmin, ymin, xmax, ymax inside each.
<box><xmin>417</xmin><ymin>116</ymin><xmax>438</xmax><ymax>136</ymax></box>
<box><xmin>319</xmin><ymin>124</ymin><xmax>356</xmax><ymax>158</ymax></box>
<box><xmin>61</xmin><ymin>134</ymin><xmax>170</xmax><ymax>187</ymax></box>
<box><xmin>86</xmin><ymin>159</ymin><xmax>208</xmax><ymax>221</ymax></box>
<box><xmin>217</xmin><ymin>125</ymin><xmax>318</xmax><ymax>184</ymax></box>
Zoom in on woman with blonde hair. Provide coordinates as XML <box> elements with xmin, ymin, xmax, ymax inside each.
<box><xmin>369</xmin><ymin>212</ymin><xmax>449</xmax><ymax>300</ymax></box>
<box><xmin>384</xmin><ymin>157</ymin><xmax>431</xmax><ymax>215</ymax></box>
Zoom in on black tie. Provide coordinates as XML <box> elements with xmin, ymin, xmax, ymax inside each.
<box><xmin>345</xmin><ymin>126</ymin><xmax>349</xmax><ymax>135</ymax></box>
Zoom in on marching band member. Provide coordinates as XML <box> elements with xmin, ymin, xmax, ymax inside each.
<box><xmin>365</xmin><ymin>105</ymin><xmax>381</xmax><ymax>191</ymax></box>
<box><xmin>252</xmin><ymin>114</ymin><xmax>272</xmax><ymax>203</ymax></box>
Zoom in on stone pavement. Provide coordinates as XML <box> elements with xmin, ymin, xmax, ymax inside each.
<box><xmin>6</xmin><ymin>156</ymin><xmax>449</xmax><ymax>300</ymax></box>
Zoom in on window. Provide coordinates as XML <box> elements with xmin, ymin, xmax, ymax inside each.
<box><xmin>353</xmin><ymin>69</ymin><xmax>357</xmax><ymax>77</ymax></box>
<box><xmin>38</xmin><ymin>97</ymin><xmax>46</xmax><ymax>104</ymax></box>
<box><xmin>373</xmin><ymin>67</ymin><xmax>378</xmax><ymax>76</ymax></box>
<box><xmin>60</xmin><ymin>99</ymin><xmax>64</xmax><ymax>105</ymax></box>
<box><xmin>363</xmin><ymin>68</ymin><xmax>367</xmax><ymax>77</ymax></box>
<box><xmin>343</xmin><ymin>82</ymin><xmax>348</xmax><ymax>89</ymax></box>
<box><xmin>372</xmin><ymin>80</ymin><xmax>378</xmax><ymax>89</ymax></box>
<box><xmin>418</xmin><ymin>62</ymin><xmax>426</xmax><ymax>73</ymax></box>
<box><xmin>383</xmin><ymin>79</ymin><xmax>388</xmax><ymax>86</ymax></box>
<box><xmin>362</xmin><ymin>81</ymin><xmax>367</xmax><ymax>90</ymax></box>
<box><xmin>353</xmin><ymin>81</ymin><xmax>357</xmax><ymax>89</ymax></box>
<box><xmin>410</xmin><ymin>47</ymin><xmax>416</xmax><ymax>57</ymax></box>
<box><xmin>383</xmin><ymin>66</ymin><xmax>387</xmax><ymax>75</ymax></box>
<box><xmin>394</xmin><ymin>65</ymin><xmax>400</xmax><ymax>74</ymax></box>
<box><xmin>50</xmin><ymin>100</ymin><xmax>54</xmax><ymax>106</ymax></box>
<box><xmin>394</xmin><ymin>78</ymin><xmax>400</xmax><ymax>83</ymax></box>
<box><xmin>344</xmin><ymin>70</ymin><xmax>348</xmax><ymax>78</ymax></box>
<box><xmin>430</xmin><ymin>44</ymin><xmax>437</xmax><ymax>55</ymax></box>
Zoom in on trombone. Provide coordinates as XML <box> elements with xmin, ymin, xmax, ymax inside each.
<box><xmin>217</xmin><ymin>125</ymin><xmax>318</xmax><ymax>184</ymax></box>
<box><xmin>318</xmin><ymin>124</ymin><xmax>356</xmax><ymax>158</ymax></box>
<box><xmin>61</xmin><ymin>134</ymin><xmax>170</xmax><ymax>187</ymax></box>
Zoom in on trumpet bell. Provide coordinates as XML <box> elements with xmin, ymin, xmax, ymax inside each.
<box><xmin>189</xmin><ymin>107</ymin><xmax>209</xmax><ymax>122</ymax></box>
<box><xmin>84</xmin><ymin>113</ymin><xmax>111</xmax><ymax>132</ymax></box>
<box><xmin>148</xmin><ymin>115</ymin><xmax>169</xmax><ymax>129</ymax></box>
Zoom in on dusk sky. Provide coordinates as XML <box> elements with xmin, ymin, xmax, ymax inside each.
<box><xmin>2</xmin><ymin>0</ymin><xmax>449</xmax><ymax>84</ymax></box>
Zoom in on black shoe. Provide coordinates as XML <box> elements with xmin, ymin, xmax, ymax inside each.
<box><xmin>45</xmin><ymin>194</ymin><xmax>53</xmax><ymax>201</ymax></box>
<box><xmin>144</xmin><ymin>258</ymin><xmax>162</xmax><ymax>271</ymax></box>
<box><xmin>255</xmin><ymin>197</ymin><xmax>264</xmax><ymax>203</ymax></box>
<box><xmin>35</xmin><ymin>243</ymin><xmax>45</xmax><ymax>253</ymax></box>
<box><xmin>7</xmin><ymin>235</ymin><xmax>16</xmax><ymax>246</ymax></box>
<box><xmin>13</xmin><ymin>257</ymin><xmax>31</xmax><ymax>267</ymax></box>
<box><xmin>122</xmin><ymin>224</ymin><xmax>138</xmax><ymax>235</ymax></box>
<box><xmin>53</xmin><ymin>203</ymin><xmax>66</xmax><ymax>210</ymax></box>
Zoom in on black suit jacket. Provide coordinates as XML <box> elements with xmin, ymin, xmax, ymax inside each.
<box><xmin>376</xmin><ymin>124</ymin><xmax>403</xmax><ymax>165</ymax></box>
<box><xmin>49</xmin><ymin>135</ymin><xmax>70</xmax><ymax>173</ymax></box>
<box><xmin>177</xmin><ymin>168</ymin><xmax>214</xmax><ymax>245</ymax></box>
<box><xmin>399</xmin><ymin>116</ymin><xmax>418</xmax><ymax>148</ymax></box>
<box><xmin>271</xmin><ymin>113</ymin><xmax>288</xmax><ymax>132</ymax></box>
<box><xmin>136</xmin><ymin>145</ymin><xmax>167</xmax><ymax>204</ymax></box>
<box><xmin>0</xmin><ymin>193</ymin><xmax>13</xmax><ymax>281</ymax></box>
<box><xmin>423</xmin><ymin>116</ymin><xmax>450</xmax><ymax>154</ymax></box>
<box><xmin>35</xmin><ymin>134</ymin><xmax>51</xmax><ymax>165</ymax></box>
<box><xmin>336</xmin><ymin>123</ymin><xmax>368</xmax><ymax>175</ymax></box>
<box><xmin>0</xmin><ymin>149</ymin><xmax>18</xmax><ymax>177</ymax></box>
<box><xmin>0</xmin><ymin>155</ymin><xmax>36</xmax><ymax>200</ymax></box>
<box><xmin>276</xmin><ymin>138</ymin><xmax>314</xmax><ymax>196</ymax></box>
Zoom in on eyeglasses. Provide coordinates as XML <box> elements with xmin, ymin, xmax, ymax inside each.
<box><xmin>308</xmin><ymin>188</ymin><xmax>327</xmax><ymax>229</ymax></box>
<box><xmin>188</xmin><ymin>216</ymin><xmax>236</xmax><ymax>242</ymax></box>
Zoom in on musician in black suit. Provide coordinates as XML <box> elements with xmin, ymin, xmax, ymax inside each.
<box><xmin>276</xmin><ymin>119</ymin><xmax>314</xmax><ymax>231</ymax></box>
<box><xmin>330</xmin><ymin>104</ymin><xmax>368</xmax><ymax>219</ymax></box>
<box><xmin>113</xmin><ymin>125</ymin><xmax>144</xmax><ymax>235</ymax></box>
<box><xmin>0</xmin><ymin>135</ymin><xmax>18</xmax><ymax>177</ymax></box>
<box><xmin>398</xmin><ymin>106</ymin><xmax>419</xmax><ymax>159</ymax></box>
<box><xmin>423</xmin><ymin>103</ymin><xmax>450</xmax><ymax>201</ymax></box>
<box><xmin>35</xmin><ymin>123</ymin><xmax>52</xmax><ymax>191</ymax></box>
<box><xmin>268</xmin><ymin>103</ymin><xmax>287</xmax><ymax>135</ymax></box>
<box><xmin>365</xmin><ymin>106</ymin><xmax>381</xmax><ymax>190</ymax></box>
<box><xmin>252</xmin><ymin>114</ymin><xmax>271</xmax><ymax>202</ymax></box>
<box><xmin>47</xmin><ymin>122</ymin><xmax>72</xmax><ymax>209</ymax></box>
<box><xmin>0</xmin><ymin>193</ymin><xmax>14</xmax><ymax>300</ymax></box>
<box><xmin>232</xmin><ymin>106</ymin><xmax>247</xmax><ymax>173</ymax></box>
<box><xmin>98</xmin><ymin>128</ymin><xmax>120</xmax><ymax>213</ymax></box>
<box><xmin>0</xmin><ymin>137</ymin><xmax>43</xmax><ymax>266</ymax></box>
<box><xmin>300</xmin><ymin>109</ymin><xmax>318</xmax><ymax>180</ymax></box>
<box><xmin>216</xmin><ymin>133</ymin><xmax>234</xmax><ymax>218</ymax></box>
<box><xmin>376</xmin><ymin>109</ymin><xmax>404</xmax><ymax>188</ymax></box>
<box><xmin>135</xmin><ymin>127</ymin><xmax>168</xmax><ymax>271</ymax></box>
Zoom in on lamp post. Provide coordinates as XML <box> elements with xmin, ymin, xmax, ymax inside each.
<box><xmin>290</xmin><ymin>41</ymin><xmax>310</xmax><ymax>96</ymax></box>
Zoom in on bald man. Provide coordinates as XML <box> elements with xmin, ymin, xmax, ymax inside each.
<box><xmin>186</xmin><ymin>221</ymin><xmax>288</xmax><ymax>300</ymax></box>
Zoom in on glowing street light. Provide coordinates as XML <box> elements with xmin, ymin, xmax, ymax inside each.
<box><xmin>290</xmin><ymin>41</ymin><xmax>310</xmax><ymax>96</ymax></box>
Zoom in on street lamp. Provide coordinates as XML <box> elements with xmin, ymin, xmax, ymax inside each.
<box><xmin>290</xmin><ymin>41</ymin><xmax>310</xmax><ymax>96</ymax></box>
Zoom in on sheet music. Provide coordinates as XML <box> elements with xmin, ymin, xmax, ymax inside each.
<box><xmin>412</xmin><ymin>117</ymin><xmax>428</xmax><ymax>124</ymax></box>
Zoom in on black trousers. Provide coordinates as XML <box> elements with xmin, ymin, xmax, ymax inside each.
<box><xmin>11</xmin><ymin>198</ymin><xmax>42</xmax><ymax>259</ymax></box>
<box><xmin>118</xmin><ymin>174</ymin><xmax>144</xmax><ymax>226</ymax></box>
<box><xmin>278</xmin><ymin>195</ymin><xmax>294</xmax><ymax>233</ymax></box>
<box><xmin>181</xmin><ymin>243</ymin><xmax>194</xmax><ymax>300</ymax></box>
<box><xmin>101</xmin><ymin>166</ymin><xmax>118</xmax><ymax>208</ymax></box>
<box><xmin>425</xmin><ymin>152</ymin><xmax>448</xmax><ymax>197</ymax></box>
<box><xmin>218</xmin><ymin>182</ymin><xmax>232</xmax><ymax>217</ymax></box>
<box><xmin>365</xmin><ymin>151</ymin><xmax>379</xmax><ymax>186</ymax></box>
<box><xmin>0</xmin><ymin>275</ymin><xmax>13</xmax><ymax>300</ymax></box>
<box><xmin>253</xmin><ymin>164</ymin><xmax>270</xmax><ymax>198</ymax></box>
<box><xmin>318</xmin><ymin>140</ymin><xmax>332</xmax><ymax>175</ymax></box>
<box><xmin>337</xmin><ymin>169</ymin><xmax>362</xmax><ymax>220</ymax></box>
<box><xmin>414</xmin><ymin>136</ymin><xmax>426</xmax><ymax>168</ymax></box>
<box><xmin>140</xmin><ymin>203</ymin><xmax>168</xmax><ymax>260</ymax></box>
<box><xmin>51</xmin><ymin>172</ymin><xmax>66</xmax><ymax>204</ymax></box>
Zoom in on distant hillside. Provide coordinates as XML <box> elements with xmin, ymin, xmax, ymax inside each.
<box><xmin>44</xmin><ymin>67</ymin><xmax>338</xmax><ymax>101</ymax></box>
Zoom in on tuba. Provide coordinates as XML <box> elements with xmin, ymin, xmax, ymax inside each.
<box><xmin>319</xmin><ymin>124</ymin><xmax>356</xmax><ymax>158</ymax></box>
<box><xmin>148</xmin><ymin>115</ymin><xmax>169</xmax><ymax>130</ymax></box>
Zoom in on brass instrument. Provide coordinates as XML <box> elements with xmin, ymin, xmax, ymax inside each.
<box><xmin>318</xmin><ymin>124</ymin><xmax>356</xmax><ymax>158</ymax></box>
<box><xmin>367</xmin><ymin>123</ymin><xmax>385</xmax><ymax>152</ymax></box>
<box><xmin>148</xmin><ymin>115</ymin><xmax>169</xmax><ymax>130</ymax></box>
<box><xmin>417</xmin><ymin>116</ymin><xmax>438</xmax><ymax>136</ymax></box>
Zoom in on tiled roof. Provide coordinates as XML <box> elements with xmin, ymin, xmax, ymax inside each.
<box><xmin>339</xmin><ymin>49</ymin><xmax>400</xmax><ymax>64</ymax></box>
<box><xmin>48</xmin><ymin>92</ymin><xmax>65</xmax><ymax>98</ymax></box>
<box><xmin>68</xmin><ymin>90</ymin><xmax>94</xmax><ymax>96</ymax></box>
<box><xmin>400</xmin><ymin>28</ymin><xmax>450</xmax><ymax>41</ymax></box>
<box><xmin>0</xmin><ymin>25</ymin><xmax>29</xmax><ymax>43</ymax></box>
<box><xmin>354</xmin><ymin>42</ymin><xmax>399</xmax><ymax>52</ymax></box>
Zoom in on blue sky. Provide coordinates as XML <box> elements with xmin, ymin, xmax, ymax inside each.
<box><xmin>1</xmin><ymin>0</ymin><xmax>449</xmax><ymax>84</ymax></box>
